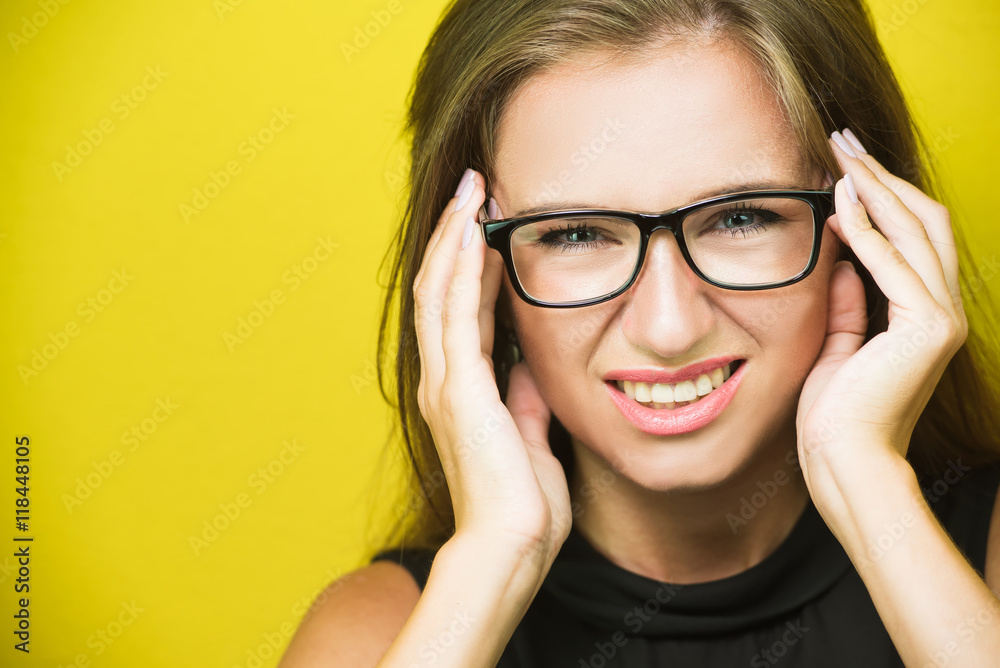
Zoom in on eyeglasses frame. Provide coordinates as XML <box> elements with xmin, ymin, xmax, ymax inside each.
<box><xmin>477</xmin><ymin>188</ymin><xmax>836</xmax><ymax>308</ymax></box>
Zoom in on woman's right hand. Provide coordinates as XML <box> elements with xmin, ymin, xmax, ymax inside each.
<box><xmin>412</xmin><ymin>168</ymin><xmax>572</xmax><ymax>569</ymax></box>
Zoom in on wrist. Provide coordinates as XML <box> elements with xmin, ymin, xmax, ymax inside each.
<box><xmin>439</xmin><ymin>529</ymin><xmax>551</xmax><ymax>600</ymax></box>
<box><xmin>808</xmin><ymin>449</ymin><xmax>926</xmax><ymax>563</ymax></box>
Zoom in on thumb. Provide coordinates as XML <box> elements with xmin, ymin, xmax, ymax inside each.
<box><xmin>505</xmin><ymin>362</ymin><xmax>553</xmax><ymax>452</ymax></box>
<box><xmin>816</xmin><ymin>260</ymin><xmax>868</xmax><ymax>363</ymax></box>
<box><xmin>797</xmin><ymin>260</ymin><xmax>869</xmax><ymax>427</ymax></box>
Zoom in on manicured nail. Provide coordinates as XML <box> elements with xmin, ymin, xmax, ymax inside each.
<box><xmin>488</xmin><ymin>197</ymin><xmax>499</xmax><ymax>219</ymax></box>
<box><xmin>844</xmin><ymin>173</ymin><xmax>859</xmax><ymax>204</ymax></box>
<box><xmin>456</xmin><ymin>176</ymin><xmax>475</xmax><ymax>209</ymax></box>
<box><xmin>831</xmin><ymin>131</ymin><xmax>858</xmax><ymax>159</ymax></box>
<box><xmin>822</xmin><ymin>170</ymin><xmax>834</xmax><ymax>188</ymax></box>
<box><xmin>455</xmin><ymin>168</ymin><xmax>473</xmax><ymax>197</ymax></box>
<box><xmin>842</xmin><ymin>128</ymin><xmax>867</xmax><ymax>154</ymax></box>
<box><xmin>461</xmin><ymin>216</ymin><xmax>475</xmax><ymax>249</ymax></box>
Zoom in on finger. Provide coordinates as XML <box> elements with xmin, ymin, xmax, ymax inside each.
<box><xmin>440</xmin><ymin>180</ymin><xmax>490</xmax><ymax>384</ymax></box>
<box><xmin>478</xmin><ymin>197</ymin><xmax>506</xmax><ymax>359</ymax></box>
<box><xmin>505</xmin><ymin>362</ymin><xmax>553</xmax><ymax>454</ymax></box>
<box><xmin>842</xmin><ymin>128</ymin><xmax>957</xmax><ymax>249</ymax></box>
<box><xmin>415</xmin><ymin>168</ymin><xmax>476</xmax><ymax>287</ymax></box>
<box><xmin>414</xmin><ymin>171</ymin><xmax>484</xmax><ymax>384</ymax></box>
<box><xmin>815</xmin><ymin>260</ymin><xmax>868</xmax><ymax>363</ymax></box>
<box><xmin>830</xmin><ymin>175</ymin><xmax>941</xmax><ymax>316</ymax></box>
<box><xmin>479</xmin><ymin>250</ymin><xmax>505</xmax><ymax>359</ymax></box>
<box><xmin>842</xmin><ymin>131</ymin><xmax>960</xmax><ymax>306</ymax></box>
<box><xmin>831</xmin><ymin>135</ymin><xmax>956</xmax><ymax>313</ymax></box>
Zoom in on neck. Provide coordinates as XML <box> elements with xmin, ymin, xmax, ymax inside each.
<box><xmin>567</xmin><ymin>435</ymin><xmax>809</xmax><ymax>584</ymax></box>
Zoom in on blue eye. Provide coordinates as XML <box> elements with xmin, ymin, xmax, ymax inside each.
<box><xmin>538</xmin><ymin>223</ymin><xmax>617</xmax><ymax>250</ymax></box>
<box><xmin>713</xmin><ymin>205</ymin><xmax>783</xmax><ymax>237</ymax></box>
<box><xmin>556</xmin><ymin>226</ymin><xmax>600</xmax><ymax>243</ymax></box>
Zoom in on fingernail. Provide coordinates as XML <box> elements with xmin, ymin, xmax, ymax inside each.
<box><xmin>842</xmin><ymin>128</ymin><xmax>867</xmax><ymax>154</ymax></box>
<box><xmin>488</xmin><ymin>197</ymin><xmax>499</xmax><ymax>219</ymax></box>
<box><xmin>822</xmin><ymin>170</ymin><xmax>834</xmax><ymax>188</ymax></box>
<box><xmin>831</xmin><ymin>131</ymin><xmax>858</xmax><ymax>159</ymax></box>
<box><xmin>454</xmin><ymin>168</ymin><xmax>473</xmax><ymax>196</ymax></box>
<box><xmin>844</xmin><ymin>173</ymin><xmax>859</xmax><ymax>204</ymax></box>
<box><xmin>461</xmin><ymin>216</ymin><xmax>475</xmax><ymax>249</ymax></box>
<box><xmin>456</xmin><ymin>176</ymin><xmax>475</xmax><ymax>209</ymax></box>
<box><xmin>836</xmin><ymin>260</ymin><xmax>858</xmax><ymax>277</ymax></box>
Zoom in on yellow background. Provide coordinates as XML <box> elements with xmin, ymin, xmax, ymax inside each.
<box><xmin>0</xmin><ymin>1</ymin><xmax>997</xmax><ymax>666</ymax></box>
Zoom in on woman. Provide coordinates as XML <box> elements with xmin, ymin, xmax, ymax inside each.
<box><xmin>281</xmin><ymin>0</ymin><xmax>1000</xmax><ymax>665</ymax></box>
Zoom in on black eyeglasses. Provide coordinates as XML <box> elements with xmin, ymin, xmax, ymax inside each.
<box><xmin>478</xmin><ymin>189</ymin><xmax>835</xmax><ymax>308</ymax></box>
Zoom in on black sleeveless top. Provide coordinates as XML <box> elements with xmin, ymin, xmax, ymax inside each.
<box><xmin>371</xmin><ymin>461</ymin><xmax>1000</xmax><ymax>666</ymax></box>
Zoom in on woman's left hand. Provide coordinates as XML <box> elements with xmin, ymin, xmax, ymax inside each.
<box><xmin>794</xmin><ymin>128</ymin><xmax>968</xmax><ymax>521</ymax></box>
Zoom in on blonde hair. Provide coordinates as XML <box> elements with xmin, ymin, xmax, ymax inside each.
<box><xmin>370</xmin><ymin>0</ymin><xmax>1000</xmax><ymax>554</ymax></box>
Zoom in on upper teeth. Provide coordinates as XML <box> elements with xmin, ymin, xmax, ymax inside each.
<box><xmin>616</xmin><ymin>362</ymin><xmax>735</xmax><ymax>408</ymax></box>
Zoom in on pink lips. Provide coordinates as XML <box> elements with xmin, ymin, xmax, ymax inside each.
<box><xmin>605</xmin><ymin>360</ymin><xmax>747</xmax><ymax>435</ymax></box>
<box><xmin>603</xmin><ymin>356</ymin><xmax>741</xmax><ymax>385</ymax></box>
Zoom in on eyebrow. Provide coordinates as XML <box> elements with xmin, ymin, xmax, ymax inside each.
<box><xmin>506</xmin><ymin>180</ymin><xmax>813</xmax><ymax>218</ymax></box>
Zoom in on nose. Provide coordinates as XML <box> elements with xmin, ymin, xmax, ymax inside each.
<box><xmin>619</xmin><ymin>229</ymin><xmax>715</xmax><ymax>358</ymax></box>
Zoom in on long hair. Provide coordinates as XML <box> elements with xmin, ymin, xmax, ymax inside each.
<box><xmin>366</xmin><ymin>0</ymin><xmax>1000</xmax><ymax>555</ymax></box>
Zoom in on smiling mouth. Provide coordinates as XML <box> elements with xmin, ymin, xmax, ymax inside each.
<box><xmin>612</xmin><ymin>360</ymin><xmax>744</xmax><ymax>410</ymax></box>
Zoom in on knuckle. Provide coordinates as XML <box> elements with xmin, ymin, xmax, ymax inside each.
<box><xmin>412</xmin><ymin>280</ymin><xmax>429</xmax><ymax>305</ymax></box>
<box><xmin>416</xmin><ymin>378</ymin><xmax>429</xmax><ymax>416</ymax></box>
<box><xmin>878</xmin><ymin>239</ymin><xmax>908</xmax><ymax>267</ymax></box>
<box><xmin>933</xmin><ymin>311</ymin><xmax>964</xmax><ymax>348</ymax></box>
<box><xmin>928</xmin><ymin>199</ymin><xmax>951</xmax><ymax>222</ymax></box>
<box><xmin>952</xmin><ymin>313</ymin><xmax>969</xmax><ymax>347</ymax></box>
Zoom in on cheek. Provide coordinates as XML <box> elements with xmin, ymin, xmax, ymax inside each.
<box><xmin>759</xmin><ymin>226</ymin><xmax>839</xmax><ymax>363</ymax></box>
<box><xmin>743</xmin><ymin>280</ymin><xmax>831</xmax><ymax>377</ymax></box>
<box><xmin>506</xmin><ymin>278</ymin><xmax>615</xmax><ymax>385</ymax></box>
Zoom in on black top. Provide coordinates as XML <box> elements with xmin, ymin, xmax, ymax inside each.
<box><xmin>371</xmin><ymin>461</ymin><xmax>1000</xmax><ymax>667</ymax></box>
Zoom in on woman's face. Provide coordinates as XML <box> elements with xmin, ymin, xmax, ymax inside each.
<box><xmin>490</xmin><ymin>37</ymin><xmax>840</xmax><ymax>491</ymax></box>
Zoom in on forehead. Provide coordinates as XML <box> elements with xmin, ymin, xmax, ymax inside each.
<box><xmin>492</xmin><ymin>38</ymin><xmax>810</xmax><ymax>215</ymax></box>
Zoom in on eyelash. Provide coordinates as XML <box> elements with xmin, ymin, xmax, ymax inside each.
<box><xmin>537</xmin><ymin>222</ymin><xmax>617</xmax><ymax>252</ymax></box>
<box><xmin>713</xmin><ymin>204</ymin><xmax>783</xmax><ymax>238</ymax></box>
<box><xmin>535</xmin><ymin>205</ymin><xmax>784</xmax><ymax>250</ymax></box>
